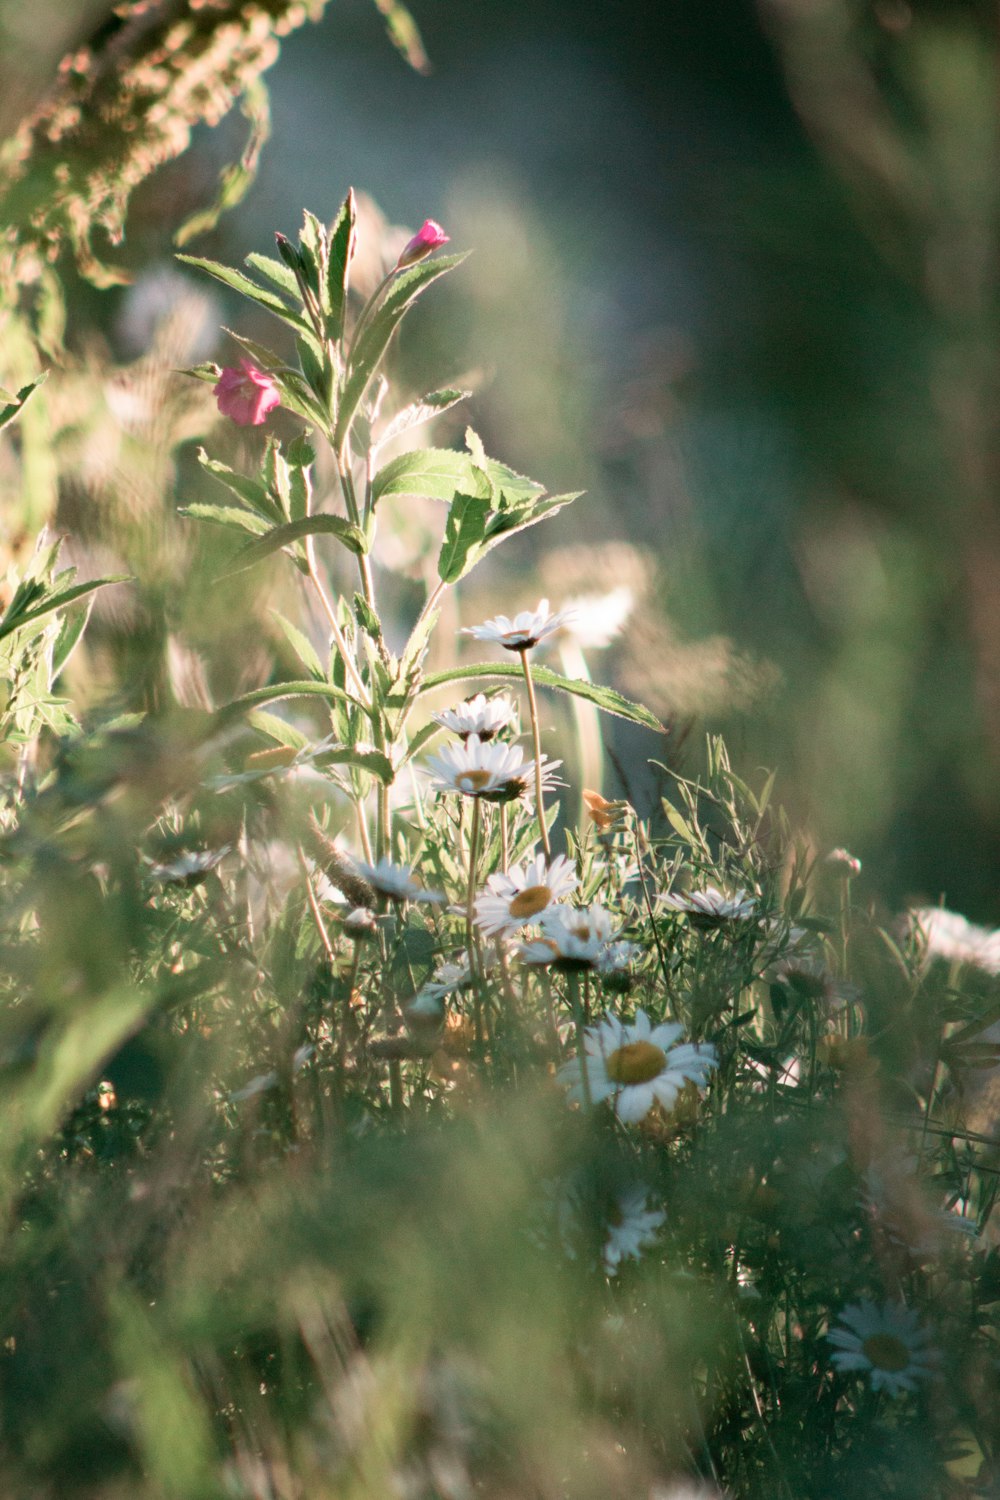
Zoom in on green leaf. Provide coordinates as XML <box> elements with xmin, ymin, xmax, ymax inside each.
<box><xmin>176</xmin><ymin>254</ymin><xmax>310</xmax><ymax>334</ymax></box>
<box><xmin>375</xmin><ymin>388</ymin><xmax>469</xmax><ymax>451</ymax></box>
<box><xmin>224</xmin><ymin>514</ymin><xmax>368</xmax><ymax>574</ymax></box>
<box><xmin>437</xmin><ymin>492</ymin><xmax>493</xmax><ymax>584</ymax></box>
<box><xmin>178</xmin><ymin>503</ymin><xmax>271</xmax><ymax>537</ymax></box>
<box><xmin>0</xmin><ymin>371</ymin><xmax>47</xmax><ymax>432</ymax></box>
<box><xmin>246</xmin><ymin>709</ymin><xmax>311</xmax><ymax>750</ymax></box>
<box><xmin>417</xmin><ymin>661</ymin><xmax>666</xmax><ymax>732</ymax></box>
<box><xmin>315</xmin><ymin>745</ymin><xmax>394</xmax><ymax>784</ymax></box>
<box><xmin>0</xmin><ymin>575</ymin><xmax>129</xmax><ymax>645</ymax></box>
<box><xmin>198</xmin><ymin>450</ymin><xmax>280</xmax><ymax>522</ymax></box>
<box><xmin>335</xmin><ymin>252</ymin><xmax>469</xmax><ymax>450</ymax></box>
<box><xmin>327</xmin><ymin>189</ymin><xmax>357</xmax><ymax>343</ymax></box>
<box><xmin>244</xmin><ymin>252</ymin><xmax>301</xmax><ymax>301</ymax></box>
<box><xmin>269</xmin><ymin>608</ymin><xmax>325</xmax><ymax>680</ymax></box>
<box><xmin>372</xmin><ymin>447</ymin><xmax>485</xmax><ymax>506</ymax></box>
<box><xmin>215</xmin><ymin>680</ymin><xmax>368</xmax><ymax>727</ymax></box>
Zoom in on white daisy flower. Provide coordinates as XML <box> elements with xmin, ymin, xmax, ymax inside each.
<box><xmin>474</xmin><ymin>853</ymin><xmax>578</xmax><ymax>937</ymax></box>
<box><xmin>561</xmin><ymin>586</ymin><xmax>635</xmax><ymax>650</ymax></box>
<box><xmin>557</xmin><ymin>1009</ymin><xmax>717</xmax><ymax>1123</ymax></box>
<box><xmin>826</xmin><ymin>1300</ymin><xmax>936</xmax><ymax>1395</ymax></box>
<box><xmin>596</xmin><ymin>940</ymin><xmax>643</xmax><ymax>976</ymax></box>
<box><xmin>603</xmin><ymin>1186</ymin><xmax>666</xmax><ymax>1275</ymax></box>
<box><xmin>462</xmin><ymin>597</ymin><xmax>576</xmax><ymax>652</ymax></box>
<box><xmin>658</xmin><ymin>885</ymin><xmax>758</xmax><ymax>930</ymax></box>
<box><xmin>431</xmin><ymin>693</ymin><xmax>518</xmax><ymax>741</ymax></box>
<box><xmin>426</xmin><ymin>733</ymin><xmax>560</xmax><ymax>801</ymax></box>
<box><xmin>352</xmin><ymin>857</ymin><xmax>445</xmax><ymax>905</ymax></box>
<box><xmin>519</xmin><ymin>902</ymin><xmax>617</xmax><ymax>970</ymax></box>
<box><xmin>415</xmin><ymin>948</ymin><xmax>501</xmax><ymax>1005</ymax></box>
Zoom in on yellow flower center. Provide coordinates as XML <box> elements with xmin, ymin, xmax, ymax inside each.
<box><xmin>605</xmin><ymin>1041</ymin><xmax>667</xmax><ymax>1085</ymax></box>
<box><xmin>861</xmin><ymin>1333</ymin><xmax>910</xmax><ymax>1373</ymax></box>
<box><xmin>458</xmin><ymin>769</ymin><xmax>492</xmax><ymax>793</ymax></box>
<box><xmin>570</xmin><ymin>924</ymin><xmax>592</xmax><ymax>942</ymax></box>
<box><xmin>509</xmin><ymin>884</ymin><xmax>552</xmax><ymax>919</ymax></box>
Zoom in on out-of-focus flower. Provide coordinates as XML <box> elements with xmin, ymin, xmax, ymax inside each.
<box><xmin>908</xmin><ymin>906</ymin><xmax>1000</xmax><ymax>976</ymax></box>
<box><xmin>147</xmin><ymin>847</ymin><xmax>229</xmax><ymax>886</ymax></box>
<box><xmin>395</xmin><ymin>219</ymin><xmax>450</xmax><ymax>269</ymax></box>
<box><xmin>603</xmin><ymin>1186</ymin><xmax>666</xmax><ymax>1274</ymax></box>
<box><xmin>431</xmin><ymin>693</ymin><xmax>518</xmax><ymax>741</ymax></box>
<box><xmin>826</xmin><ymin>1301</ymin><xmax>935</xmax><ymax>1395</ymax></box>
<box><xmin>462</xmin><ymin>598</ymin><xmax>575</xmax><ymax>652</ymax></box>
<box><xmin>474</xmin><ymin>853</ymin><xmax>578</xmax><ymax>937</ymax></box>
<box><xmin>826</xmin><ymin>847</ymin><xmax>862</xmax><ymax>877</ymax></box>
<box><xmin>597</xmin><ymin>940</ymin><xmax>643</xmax><ymax>986</ymax></box>
<box><xmin>560</xmin><ymin>586</ymin><xmax>635</xmax><ymax>650</ymax></box>
<box><xmin>658</xmin><ymin>885</ymin><xmax>758</xmax><ymax>930</ymax></box>
<box><xmin>352</xmin><ymin>857</ymin><xmax>444</xmax><ymax>905</ymax></box>
<box><xmin>557</xmin><ymin>1009</ymin><xmax>716</xmax><ymax>1122</ymax></box>
<box><xmin>519</xmin><ymin>902</ymin><xmax>616</xmax><ymax>970</ymax></box>
<box><xmin>213</xmin><ymin>360</ymin><xmax>281</xmax><ymax>426</ymax></box>
<box><xmin>342</xmin><ymin>906</ymin><xmax>378</xmax><ymax>936</ymax></box>
<box><xmin>772</xmin><ymin>955</ymin><xmax>860</xmax><ymax>1013</ymax></box>
<box><xmin>426</xmin><ymin>733</ymin><xmax>560</xmax><ymax>801</ymax></box>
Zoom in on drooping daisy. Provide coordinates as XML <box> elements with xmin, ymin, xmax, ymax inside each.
<box><xmin>826</xmin><ymin>1300</ymin><xmax>936</xmax><ymax>1395</ymax></box>
<box><xmin>474</xmin><ymin>853</ymin><xmax>578</xmax><ymax>937</ymax></box>
<box><xmin>148</xmin><ymin>846</ymin><xmax>230</xmax><ymax>885</ymax></box>
<box><xmin>596</xmin><ymin>940</ymin><xmax>643</xmax><ymax>993</ymax></box>
<box><xmin>462</xmin><ymin>598</ymin><xmax>576</xmax><ymax>652</ymax></box>
<box><xmin>353</xmin><ymin>857</ymin><xmax>444</xmax><ymax>905</ymax></box>
<box><xmin>431</xmin><ymin>693</ymin><xmax>518</xmax><ymax>741</ymax></box>
<box><xmin>557</xmin><ymin>1009</ymin><xmax>717</xmax><ymax>1123</ymax></box>
<box><xmin>519</xmin><ymin>902</ymin><xmax>616</xmax><ymax>970</ymax></box>
<box><xmin>658</xmin><ymin>884</ymin><xmax>758</xmax><ymax>930</ymax></box>
<box><xmin>603</xmin><ymin>1186</ymin><xmax>666</xmax><ymax>1275</ymax></box>
<box><xmin>426</xmin><ymin>733</ymin><xmax>560</xmax><ymax>801</ymax></box>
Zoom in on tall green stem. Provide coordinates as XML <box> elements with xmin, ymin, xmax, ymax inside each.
<box><xmin>519</xmin><ymin>648</ymin><xmax>551</xmax><ymax>858</ymax></box>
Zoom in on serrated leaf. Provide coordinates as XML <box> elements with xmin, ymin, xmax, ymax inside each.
<box><xmin>327</xmin><ymin>189</ymin><xmax>356</xmax><ymax>343</ymax></box>
<box><xmin>244</xmin><ymin>252</ymin><xmax>301</xmax><ymax>301</ymax></box>
<box><xmin>416</xmin><ymin>661</ymin><xmax>665</xmax><ymax>732</ymax></box>
<box><xmin>437</xmin><ymin>492</ymin><xmax>493</xmax><ymax>584</ymax></box>
<box><xmin>224</xmin><ymin>514</ymin><xmax>368</xmax><ymax>574</ymax></box>
<box><xmin>178</xmin><ymin>503</ymin><xmax>271</xmax><ymax>537</ymax></box>
<box><xmin>0</xmin><ymin>575</ymin><xmax>129</xmax><ymax>645</ymax></box>
<box><xmin>336</xmin><ymin>252</ymin><xmax>469</xmax><ymax>450</ymax></box>
<box><xmin>375</xmin><ymin>388</ymin><xmax>469</xmax><ymax>452</ymax></box>
<box><xmin>372</xmin><ymin>447</ymin><xmax>485</xmax><ymax>506</ymax></box>
<box><xmin>177</xmin><ymin>255</ymin><xmax>310</xmax><ymax>333</ymax></box>
<box><xmin>0</xmin><ymin>371</ymin><xmax>47</xmax><ymax>432</ymax></box>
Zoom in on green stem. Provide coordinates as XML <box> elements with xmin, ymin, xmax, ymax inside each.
<box><xmin>304</xmin><ymin>535</ymin><xmax>369</xmax><ymax>706</ymax></box>
<box><xmin>567</xmin><ymin>970</ymin><xmax>592</xmax><ymax>1108</ymax></box>
<box><xmin>466</xmin><ymin>796</ymin><xmax>482</xmax><ymax>973</ymax></box>
<box><xmin>519</xmin><ymin>648</ymin><xmax>551</xmax><ymax>858</ymax></box>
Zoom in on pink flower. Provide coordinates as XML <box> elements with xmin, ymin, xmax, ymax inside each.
<box><xmin>395</xmin><ymin>219</ymin><xmax>450</xmax><ymax>270</ymax></box>
<box><xmin>213</xmin><ymin>360</ymin><xmax>281</xmax><ymax>427</ymax></box>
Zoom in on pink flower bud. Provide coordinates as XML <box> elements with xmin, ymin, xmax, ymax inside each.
<box><xmin>395</xmin><ymin>219</ymin><xmax>450</xmax><ymax>270</ymax></box>
<box><xmin>213</xmin><ymin>360</ymin><xmax>281</xmax><ymax>427</ymax></box>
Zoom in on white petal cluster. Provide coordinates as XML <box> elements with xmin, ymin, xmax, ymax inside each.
<box><xmin>826</xmin><ymin>1301</ymin><xmax>936</xmax><ymax>1395</ymax></box>
<box><xmin>353</xmin><ymin>857</ymin><xmax>444</xmax><ymax>904</ymax></box>
<box><xmin>474</xmin><ymin>853</ymin><xmax>578</xmax><ymax>937</ymax></box>
<box><xmin>658</xmin><ymin>884</ymin><xmax>758</xmax><ymax>929</ymax></box>
<box><xmin>603</xmin><ymin>1186</ymin><xmax>666</xmax><ymax>1275</ymax></box>
<box><xmin>462</xmin><ymin>597</ymin><xmax>576</xmax><ymax>651</ymax></box>
<box><xmin>558</xmin><ymin>1008</ymin><xmax>717</xmax><ymax>1123</ymax></box>
<box><xmin>431</xmin><ymin>693</ymin><xmax>518</xmax><ymax>741</ymax></box>
<box><xmin>426</xmin><ymin>733</ymin><xmax>560</xmax><ymax>800</ymax></box>
<box><xmin>519</xmin><ymin>902</ymin><xmax>617</xmax><ymax>969</ymax></box>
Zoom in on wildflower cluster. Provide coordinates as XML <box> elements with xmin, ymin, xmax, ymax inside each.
<box><xmin>0</xmin><ymin>196</ymin><xmax>996</xmax><ymax>1500</ymax></box>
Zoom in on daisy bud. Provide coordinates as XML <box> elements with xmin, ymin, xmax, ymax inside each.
<box><xmin>395</xmin><ymin>219</ymin><xmax>450</xmax><ymax>270</ymax></box>
<box><xmin>826</xmin><ymin>847</ymin><xmax>862</xmax><ymax>878</ymax></box>
<box><xmin>213</xmin><ymin>360</ymin><xmax>281</xmax><ymax>427</ymax></box>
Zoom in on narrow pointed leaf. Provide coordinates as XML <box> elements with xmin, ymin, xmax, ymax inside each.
<box><xmin>327</xmin><ymin>189</ymin><xmax>357</xmax><ymax>342</ymax></box>
<box><xmin>224</xmin><ymin>514</ymin><xmax>368</xmax><ymax>574</ymax></box>
<box><xmin>179</xmin><ymin>503</ymin><xmax>271</xmax><ymax>537</ymax></box>
<box><xmin>177</xmin><ymin>254</ymin><xmax>311</xmax><ymax>334</ymax></box>
<box><xmin>0</xmin><ymin>576</ymin><xmax>129</xmax><ymax>645</ymax></box>
<box><xmin>215</xmin><ymin>680</ymin><xmax>369</xmax><ymax>726</ymax></box>
<box><xmin>336</xmin><ymin>252</ymin><xmax>469</xmax><ymax>449</ymax></box>
<box><xmin>375</xmin><ymin>388</ymin><xmax>469</xmax><ymax>452</ymax></box>
<box><xmin>0</xmin><ymin>371</ymin><xmax>47</xmax><ymax>432</ymax></box>
<box><xmin>417</xmin><ymin>661</ymin><xmax>665</xmax><ymax>732</ymax></box>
